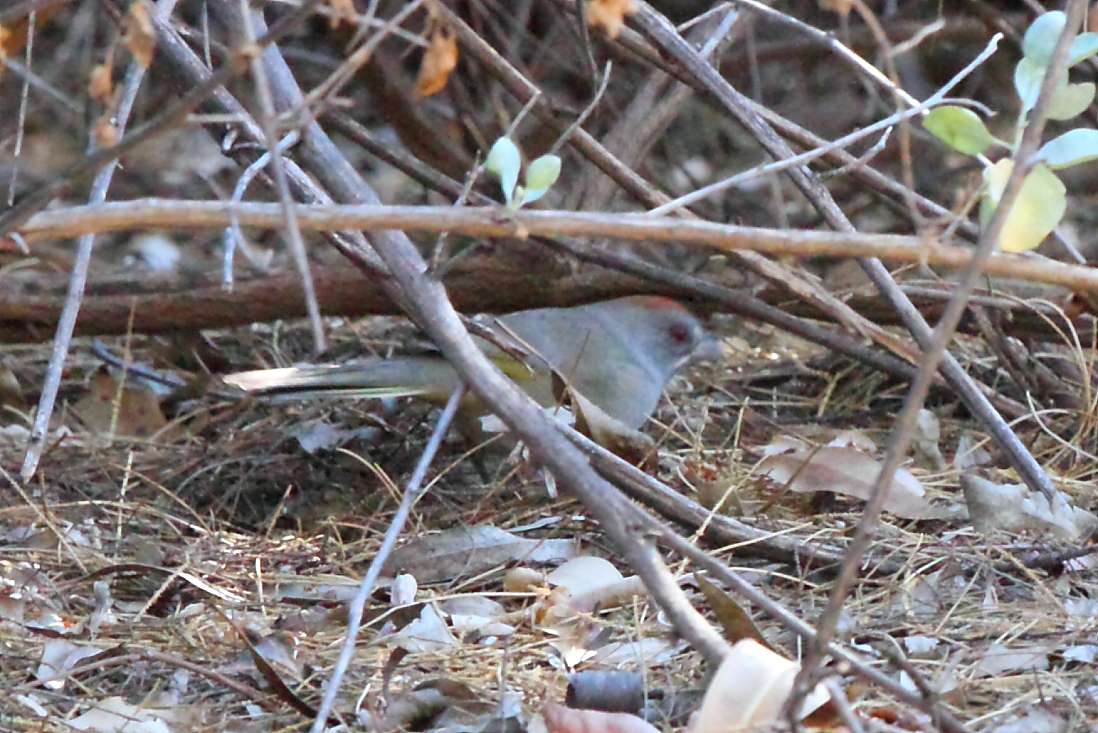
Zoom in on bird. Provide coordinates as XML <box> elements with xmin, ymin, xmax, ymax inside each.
<box><xmin>223</xmin><ymin>297</ymin><xmax>721</xmax><ymax>430</ymax></box>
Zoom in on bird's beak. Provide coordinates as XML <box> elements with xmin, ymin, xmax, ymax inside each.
<box><xmin>692</xmin><ymin>334</ymin><xmax>725</xmax><ymax>364</ymax></box>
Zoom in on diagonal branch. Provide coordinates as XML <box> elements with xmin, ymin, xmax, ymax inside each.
<box><xmin>630</xmin><ymin>0</ymin><xmax>1057</xmax><ymax>500</ymax></box>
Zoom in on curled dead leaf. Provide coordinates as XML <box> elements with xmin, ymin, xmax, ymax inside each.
<box><xmin>756</xmin><ymin>444</ymin><xmax>947</xmax><ymax>519</ymax></box>
<box><xmin>328</xmin><ymin>0</ymin><xmax>355</xmax><ymax>28</ymax></box>
<box><xmin>503</xmin><ymin>566</ymin><xmax>545</xmax><ymax>592</ymax></box>
<box><xmin>552</xmin><ymin>371</ymin><xmax>656</xmax><ymax>468</ymax></box>
<box><xmin>962</xmin><ymin>473</ymin><xmax>1098</xmax><ymax>540</ymax></box>
<box><xmin>123</xmin><ymin>1</ymin><xmax>156</xmax><ymax>68</ymax></box>
<box><xmin>414</xmin><ymin>27</ymin><xmax>458</xmax><ymax>98</ymax></box>
<box><xmin>689</xmin><ymin>640</ymin><xmax>831</xmax><ymax>733</ymax></box>
<box><xmin>585</xmin><ymin>0</ymin><xmax>638</xmax><ymax>38</ymax></box>
<box><xmin>89</xmin><ymin>63</ymin><xmax>114</xmax><ymax>104</ymax></box>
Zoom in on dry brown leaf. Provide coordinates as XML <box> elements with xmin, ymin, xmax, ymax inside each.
<box><xmin>328</xmin><ymin>0</ymin><xmax>356</xmax><ymax>28</ymax></box>
<box><xmin>543</xmin><ymin>702</ymin><xmax>660</xmax><ymax>733</ymax></box>
<box><xmin>0</xmin><ymin>25</ymin><xmax>10</xmax><ymax>60</ymax></box>
<box><xmin>572</xmin><ymin>389</ymin><xmax>656</xmax><ymax>468</ymax></box>
<box><xmin>414</xmin><ymin>27</ymin><xmax>457</xmax><ymax>98</ymax></box>
<box><xmin>551</xmin><ymin>371</ymin><xmax>657</xmax><ymax>468</ymax></box>
<box><xmin>756</xmin><ymin>445</ymin><xmax>947</xmax><ymax>519</ymax></box>
<box><xmin>70</xmin><ymin>369</ymin><xmax>168</xmax><ymax>438</ymax></box>
<box><xmin>123</xmin><ymin>1</ymin><xmax>156</xmax><ymax>68</ymax></box>
<box><xmin>68</xmin><ymin>695</ymin><xmax>196</xmax><ymax>731</ymax></box>
<box><xmin>88</xmin><ymin>63</ymin><xmax>114</xmax><ymax>104</ymax></box>
<box><xmin>962</xmin><ymin>474</ymin><xmax>1098</xmax><ymax>540</ymax></box>
<box><xmin>503</xmin><ymin>566</ymin><xmax>545</xmax><ymax>592</ymax></box>
<box><xmin>694</xmin><ymin>573</ymin><xmax>772</xmax><ymax>650</ymax></box>
<box><xmin>384</xmin><ymin>525</ymin><xmax>576</xmax><ymax>583</ymax></box>
<box><xmin>584</xmin><ymin>0</ymin><xmax>638</xmax><ymax>39</ymax></box>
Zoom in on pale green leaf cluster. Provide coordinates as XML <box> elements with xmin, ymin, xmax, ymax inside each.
<box><xmin>922</xmin><ymin>11</ymin><xmax>1098</xmax><ymax>253</ymax></box>
<box><xmin>484</xmin><ymin>137</ymin><xmax>562</xmax><ymax>210</ymax></box>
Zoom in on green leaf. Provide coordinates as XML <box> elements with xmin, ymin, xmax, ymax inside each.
<box><xmin>1014</xmin><ymin>56</ymin><xmax>1049</xmax><ymax>113</ymax></box>
<box><xmin>1046</xmin><ymin>81</ymin><xmax>1095</xmax><ymax>120</ymax></box>
<box><xmin>485</xmin><ymin>137</ymin><xmax>521</xmax><ymax>205</ymax></box>
<box><xmin>1023</xmin><ymin>11</ymin><xmax>1067</xmax><ymax>64</ymax></box>
<box><xmin>1036</xmin><ymin>128</ymin><xmax>1098</xmax><ymax>169</ymax></box>
<box><xmin>981</xmin><ymin>160</ymin><xmax>1066</xmax><ymax>253</ymax></box>
<box><xmin>922</xmin><ymin>106</ymin><xmax>995</xmax><ymax>155</ymax></box>
<box><xmin>518</xmin><ymin>154</ymin><xmax>561</xmax><ymax>205</ymax></box>
<box><xmin>1069</xmin><ymin>32</ymin><xmax>1098</xmax><ymax>66</ymax></box>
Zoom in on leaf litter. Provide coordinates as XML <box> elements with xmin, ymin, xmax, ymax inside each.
<box><xmin>7</xmin><ymin>0</ymin><xmax>1098</xmax><ymax>728</ymax></box>
<box><xmin>1</xmin><ymin>312</ymin><xmax>1096</xmax><ymax>733</ymax></box>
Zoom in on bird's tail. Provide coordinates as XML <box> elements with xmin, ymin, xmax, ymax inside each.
<box><xmin>223</xmin><ymin>357</ymin><xmax>462</xmax><ymax>401</ymax></box>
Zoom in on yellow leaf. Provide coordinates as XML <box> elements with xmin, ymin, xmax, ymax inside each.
<box><xmin>414</xmin><ymin>27</ymin><xmax>457</xmax><ymax>98</ymax></box>
<box><xmin>982</xmin><ymin>160</ymin><xmax>1067</xmax><ymax>253</ymax></box>
<box><xmin>585</xmin><ymin>0</ymin><xmax>638</xmax><ymax>39</ymax></box>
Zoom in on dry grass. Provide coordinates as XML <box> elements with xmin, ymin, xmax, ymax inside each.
<box><xmin>0</xmin><ymin>314</ymin><xmax>1094</xmax><ymax>731</ymax></box>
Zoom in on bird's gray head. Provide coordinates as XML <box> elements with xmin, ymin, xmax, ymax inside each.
<box><xmin>613</xmin><ymin>297</ymin><xmax>721</xmax><ymax>378</ymax></box>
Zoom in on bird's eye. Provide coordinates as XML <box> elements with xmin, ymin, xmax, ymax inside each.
<box><xmin>668</xmin><ymin>322</ymin><xmax>692</xmax><ymax>344</ymax></box>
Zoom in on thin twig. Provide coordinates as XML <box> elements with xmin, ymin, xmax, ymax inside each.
<box><xmin>310</xmin><ymin>386</ymin><xmax>464</xmax><ymax>732</ymax></box>
<box><xmin>791</xmin><ymin>0</ymin><xmax>1086</xmax><ymax>714</ymax></box>
<box><xmin>823</xmin><ymin>677</ymin><xmax>867</xmax><ymax>733</ymax></box>
<box><xmin>227</xmin><ymin>129</ymin><xmax>299</xmax><ymax>279</ymax></box>
<box><xmin>631</xmin><ymin>0</ymin><xmax>1057</xmax><ymax>502</ymax></box>
<box><xmin>0</xmin><ymin>0</ymin><xmax>328</xmax><ymax>238</ymax></box>
<box><xmin>561</xmin><ymin>425</ymin><xmax>869</xmax><ymax>570</ymax></box>
<box><xmin>0</xmin><ymin>0</ymin><xmax>73</xmax><ymax>23</ymax></box>
<box><xmin>19</xmin><ymin>0</ymin><xmax>166</xmax><ymax>481</ymax></box>
<box><xmin>642</xmin><ymin>518</ymin><xmax>970</xmax><ymax>733</ymax></box>
<box><xmin>22</xmin><ymin>201</ymin><xmax>1098</xmax><ymax>295</ymax></box>
<box><xmin>647</xmin><ymin>33</ymin><xmax>1000</xmax><ymax>216</ymax></box>
<box><xmin>223</xmin><ymin>0</ymin><xmax>732</xmax><ymax>682</ymax></box>
<box><xmin>6</xmin><ymin>9</ymin><xmax>36</xmax><ymax>207</ymax></box>
<box><xmin>238</xmin><ymin>1</ymin><xmax>326</xmax><ymax>353</ymax></box>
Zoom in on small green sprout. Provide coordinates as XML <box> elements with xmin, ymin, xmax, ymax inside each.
<box><xmin>484</xmin><ymin>137</ymin><xmax>562</xmax><ymax>210</ymax></box>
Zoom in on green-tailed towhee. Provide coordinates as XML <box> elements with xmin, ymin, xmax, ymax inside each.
<box><xmin>224</xmin><ymin>297</ymin><xmax>720</xmax><ymax>429</ymax></box>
